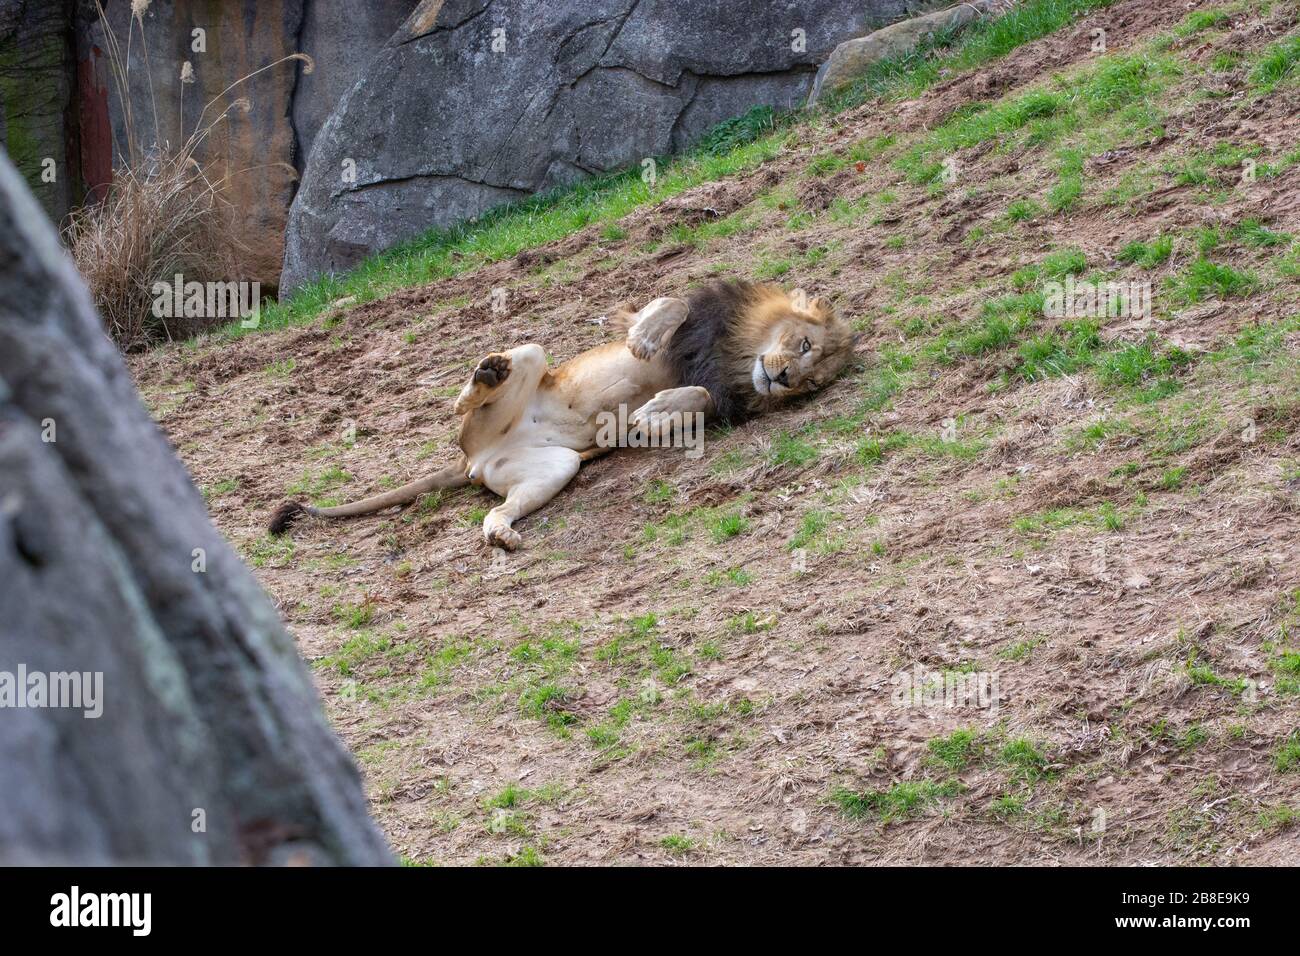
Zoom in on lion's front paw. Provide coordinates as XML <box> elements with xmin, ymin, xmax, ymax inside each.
<box><xmin>627</xmin><ymin>325</ymin><xmax>663</xmax><ymax>362</ymax></box>
<box><xmin>484</xmin><ymin>518</ymin><xmax>521</xmax><ymax>552</ymax></box>
<box><xmin>473</xmin><ymin>353</ymin><xmax>512</xmax><ymax>388</ymax></box>
<box><xmin>630</xmin><ymin>403</ymin><xmax>676</xmax><ymax>443</ymax></box>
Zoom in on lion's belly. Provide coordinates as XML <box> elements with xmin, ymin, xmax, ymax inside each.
<box><xmin>536</xmin><ymin>342</ymin><xmax>674</xmax><ymax>441</ymax></box>
<box><xmin>466</xmin><ymin>343</ymin><xmax>674</xmax><ymax>487</ymax></box>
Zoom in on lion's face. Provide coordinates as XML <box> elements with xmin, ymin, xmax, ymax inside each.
<box><xmin>749</xmin><ymin>299</ymin><xmax>853</xmax><ymax>398</ymax></box>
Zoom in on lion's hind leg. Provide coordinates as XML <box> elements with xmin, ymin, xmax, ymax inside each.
<box><xmin>481</xmin><ymin>446</ymin><xmax>581</xmax><ymax>551</ymax></box>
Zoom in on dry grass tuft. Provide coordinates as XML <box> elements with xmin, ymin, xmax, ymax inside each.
<box><xmin>64</xmin><ymin>4</ymin><xmax>307</xmax><ymax>349</ymax></box>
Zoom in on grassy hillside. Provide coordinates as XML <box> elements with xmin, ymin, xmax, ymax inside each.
<box><xmin>132</xmin><ymin>0</ymin><xmax>1300</xmax><ymax>865</ymax></box>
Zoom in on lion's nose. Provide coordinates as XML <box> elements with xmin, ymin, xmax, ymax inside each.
<box><xmin>775</xmin><ymin>367</ymin><xmax>790</xmax><ymax>387</ymax></box>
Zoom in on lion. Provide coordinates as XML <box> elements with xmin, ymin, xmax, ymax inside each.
<box><xmin>268</xmin><ymin>280</ymin><xmax>855</xmax><ymax>550</ymax></box>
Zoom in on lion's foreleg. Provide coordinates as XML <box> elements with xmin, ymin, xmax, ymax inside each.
<box><xmin>629</xmin><ymin>386</ymin><xmax>713</xmax><ymax>443</ymax></box>
<box><xmin>625</xmin><ymin>296</ymin><xmax>689</xmax><ymax>361</ymax></box>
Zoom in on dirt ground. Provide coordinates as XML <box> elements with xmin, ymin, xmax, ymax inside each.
<box><xmin>131</xmin><ymin>0</ymin><xmax>1300</xmax><ymax>865</ymax></box>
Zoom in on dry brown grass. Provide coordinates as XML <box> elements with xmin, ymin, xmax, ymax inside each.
<box><xmin>64</xmin><ymin>2</ymin><xmax>309</xmax><ymax>349</ymax></box>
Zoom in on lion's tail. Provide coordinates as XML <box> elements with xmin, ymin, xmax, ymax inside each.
<box><xmin>267</xmin><ymin>458</ymin><xmax>470</xmax><ymax>535</ymax></box>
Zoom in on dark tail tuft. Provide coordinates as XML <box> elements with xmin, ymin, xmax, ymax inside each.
<box><xmin>268</xmin><ymin>500</ymin><xmax>309</xmax><ymax>535</ymax></box>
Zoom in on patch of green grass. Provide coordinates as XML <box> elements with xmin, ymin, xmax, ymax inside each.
<box><xmin>245</xmin><ymin>534</ymin><xmax>295</xmax><ymax>569</ymax></box>
<box><xmin>695</xmin><ymin>104</ymin><xmax>778</xmax><ymax>155</ymax></box>
<box><xmin>1012</xmin><ymin>501</ymin><xmax>1127</xmax><ymax>535</ymax></box>
<box><xmin>1257</xmin><ymin>805</ymin><xmax>1300</xmax><ymax>833</ymax></box>
<box><xmin>708</xmin><ymin>449</ymin><xmax>750</xmax><ymax>477</ymax></box>
<box><xmin>855</xmin><ymin>429</ymin><xmax>910</xmax><ymax>466</ymax></box>
<box><xmin>999</xmin><ymin>636</ymin><xmax>1045</xmax><ymax>661</ymax></box>
<box><xmin>594</xmin><ymin>613</ymin><xmax>691</xmax><ymax>686</ymax></box>
<box><xmin>1048</xmin><ymin>162</ymin><xmax>1084</xmax><ymax>212</ymax></box>
<box><xmin>264</xmin><ymin>358</ymin><xmax>295</xmax><ymax>379</ymax></box>
<box><xmin>1275</xmin><ymin>731</ymin><xmax>1300</xmax><ymax>773</ymax></box>
<box><xmin>1271</xmin><ymin>648</ymin><xmax>1300</xmax><ymax>696</ymax></box>
<box><xmin>285</xmin><ymin>464</ymin><xmax>352</xmax><ymax>504</ymax></box>
<box><xmin>670</xmin><ymin>208</ymin><xmax>758</xmax><ymax>247</ymax></box>
<box><xmin>769</xmin><ymin>430</ymin><xmax>819</xmax><ymax>467</ymax></box>
<box><xmin>1117</xmin><ymin>234</ymin><xmax>1173</xmax><ymax>269</ymax></box>
<box><xmin>1185</xmin><ymin>654</ymin><xmax>1249</xmax><ymax>696</ymax></box>
<box><xmin>928</xmin><ymin>292</ymin><xmax>1042</xmax><ymax>364</ymax></box>
<box><xmin>203</xmin><ymin>477</ymin><xmax>239</xmax><ymax>499</ymax></box>
<box><xmin>584</xmin><ymin>697</ymin><xmax>645</xmax><ymax>757</ymax></box>
<box><xmin>703</xmin><ymin>566</ymin><xmax>752</xmax><ymax>589</ymax></box>
<box><xmin>728</xmin><ymin>611</ymin><xmax>774</xmax><ymax>635</ymax></box>
<box><xmin>752</xmin><ymin>255</ymin><xmax>795</xmax><ymax>280</ymax></box>
<box><xmin>332</xmin><ymin>599</ymin><xmax>375</xmax><ymax>629</ymax></box>
<box><xmin>808</xmin><ymin>151</ymin><xmax>849</xmax><ymax>177</ymax></box>
<box><xmin>417</xmin><ymin>638</ymin><xmax>474</xmax><ymax>691</ymax></box>
<box><xmin>1173</xmin><ymin>8</ymin><xmax>1232</xmax><ymax>37</ymax></box>
<box><xmin>1232</xmin><ymin>218</ymin><xmax>1292</xmax><ymax>248</ymax></box>
<box><xmin>1014</xmin><ymin>319</ymin><xmax>1102</xmax><ymax>381</ymax></box>
<box><xmin>317</xmin><ymin>629</ymin><xmax>414</xmax><ymax>676</ymax></box>
<box><xmin>504</xmin><ymin>846</ymin><xmax>544</xmax><ymax>867</ymax></box>
<box><xmin>999</xmin><ymin>738</ymin><xmax>1049</xmax><ymax>781</ymax></box>
<box><xmin>926</xmin><ymin>729</ymin><xmax>984</xmax><ymax>771</ymax></box>
<box><xmin>991</xmin><ymin>794</ymin><xmax>1027</xmax><ymax>819</ymax></box>
<box><xmin>1006</xmin><ymin>198</ymin><xmax>1043</xmax><ymax>222</ymax></box>
<box><xmin>1157</xmin><ymin>465</ymin><xmax>1187</xmax><ymax>490</ymax></box>
<box><xmin>518</xmin><ymin>683</ymin><xmax>578</xmax><ymax>733</ymax></box>
<box><xmin>696</xmin><ymin>640</ymin><xmax>723</xmax><ymax>661</ymax></box>
<box><xmin>831</xmin><ymin>779</ymin><xmax>962</xmax><ymax>823</ymax></box>
<box><xmin>1251</xmin><ymin>35</ymin><xmax>1300</xmax><ymax>93</ymax></box>
<box><xmin>1166</xmin><ymin>258</ymin><xmax>1259</xmax><ymax>305</ymax></box>
<box><xmin>1041</xmin><ymin>247</ymin><xmax>1088</xmax><ymax>279</ymax></box>
<box><xmin>1177</xmin><ymin>723</ymin><xmax>1209</xmax><ymax>751</ymax></box>
<box><xmin>907</xmin><ymin>47</ymin><xmax>1178</xmax><ymax>209</ymax></box>
<box><xmin>1095</xmin><ymin>339</ymin><xmax>1192</xmax><ymax>398</ymax></box>
<box><xmin>643</xmin><ymin>478</ymin><xmax>676</xmax><ymax>505</ymax></box>
<box><xmin>709</xmin><ymin>510</ymin><xmax>750</xmax><ymax>542</ymax></box>
<box><xmin>789</xmin><ymin>509</ymin><xmax>845</xmax><ymax>554</ymax></box>
<box><xmin>659</xmin><ymin>834</ymin><xmax>697</xmax><ymax>854</ymax></box>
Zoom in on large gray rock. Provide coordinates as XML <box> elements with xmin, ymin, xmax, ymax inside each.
<box><xmin>0</xmin><ymin>151</ymin><xmax>391</xmax><ymax>865</ymax></box>
<box><xmin>293</xmin><ymin>0</ymin><xmax>419</xmax><ymax>172</ymax></box>
<box><xmin>808</xmin><ymin>0</ymin><xmax>1006</xmax><ymax>105</ymax></box>
<box><xmin>281</xmin><ymin>0</ymin><xmax>951</xmax><ymax>292</ymax></box>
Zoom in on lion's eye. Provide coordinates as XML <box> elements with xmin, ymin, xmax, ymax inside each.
<box><xmin>801</xmin><ymin>338</ymin><xmax>811</xmax><ymax>354</ymax></box>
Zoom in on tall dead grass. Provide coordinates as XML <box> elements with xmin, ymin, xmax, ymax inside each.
<box><xmin>63</xmin><ymin>1</ymin><xmax>310</xmax><ymax>349</ymax></box>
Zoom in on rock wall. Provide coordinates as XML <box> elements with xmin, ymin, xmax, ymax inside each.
<box><xmin>0</xmin><ymin>0</ymin><xmax>79</xmax><ymax>225</ymax></box>
<box><xmin>280</xmin><ymin>0</ymin><xmax>953</xmax><ymax>292</ymax></box>
<box><xmin>0</xmin><ymin>0</ymin><xmax>416</xmax><ymax>291</ymax></box>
